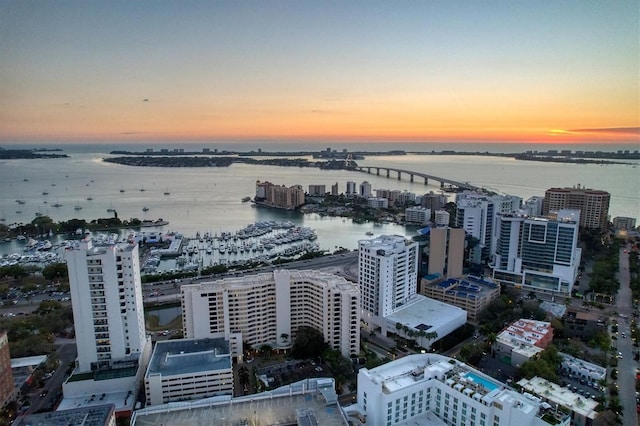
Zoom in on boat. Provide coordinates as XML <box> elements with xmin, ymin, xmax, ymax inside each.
<box><xmin>120</xmin><ymin>188</ymin><xmax>125</xmax><ymax>193</ymax></box>
<box><xmin>74</xmin><ymin>205</ymin><xmax>82</xmax><ymax>210</ymax></box>
<box><xmin>52</xmin><ymin>203</ymin><xmax>62</xmax><ymax>208</ymax></box>
<box><xmin>366</xmin><ymin>231</ymin><xmax>374</xmax><ymax>236</ymax></box>
<box><xmin>164</xmin><ymin>188</ymin><xmax>170</xmax><ymax>195</ymax></box>
<box><xmin>242</xmin><ymin>196</ymin><xmax>251</xmax><ymax>202</ymax></box>
<box><xmin>86</xmin><ymin>197</ymin><xmax>93</xmax><ymax>201</ymax></box>
<box><xmin>142</xmin><ymin>206</ymin><xmax>150</xmax><ymax>212</ymax></box>
<box><xmin>42</xmin><ymin>191</ymin><xmax>48</xmax><ymax>195</ymax></box>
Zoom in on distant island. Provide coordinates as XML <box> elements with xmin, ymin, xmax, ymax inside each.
<box><xmin>103</xmin><ymin>156</ymin><xmax>355</xmax><ymax>169</ymax></box>
<box><xmin>107</xmin><ymin>147</ymin><xmax>639</xmax><ymax>166</ymax></box>
<box><xmin>0</xmin><ymin>147</ymin><xmax>68</xmax><ymax>159</ymax></box>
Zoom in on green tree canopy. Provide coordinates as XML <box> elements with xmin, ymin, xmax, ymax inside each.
<box><xmin>291</xmin><ymin>326</ymin><xmax>327</xmax><ymax>359</ymax></box>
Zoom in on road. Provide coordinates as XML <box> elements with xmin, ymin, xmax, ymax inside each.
<box><xmin>614</xmin><ymin>246</ymin><xmax>638</xmax><ymax>425</ymax></box>
<box><xmin>23</xmin><ymin>341</ymin><xmax>77</xmax><ymax>415</ymax></box>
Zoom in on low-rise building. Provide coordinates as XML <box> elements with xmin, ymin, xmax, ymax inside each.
<box><xmin>613</xmin><ymin>216</ymin><xmax>636</xmax><ymax>231</ymax></box>
<box><xmin>563</xmin><ymin>308</ymin><xmax>606</xmax><ymax>340</ymax></box>
<box><xmin>346</xmin><ymin>353</ymin><xmax>569</xmax><ymax>426</ymax></box>
<box><xmin>405</xmin><ymin>206</ymin><xmax>431</xmax><ymax>224</ymax></box>
<box><xmin>559</xmin><ymin>353</ymin><xmax>606</xmax><ymax>384</ymax></box>
<box><xmin>517</xmin><ymin>376</ymin><xmax>599</xmax><ymax>426</ymax></box>
<box><xmin>145</xmin><ymin>338</ymin><xmax>233</xmax><ymax>406</ymax></box>
<box><xmin>131</xmin><ymin>378</ymin><xmax>347</xmax><ymax>426</ymax></box>
<box><xmin>367</xmin><ymin>197</ymin><xmax>389</xmax><ymax>209</ymax></box>
<box><xmin>420</xmin><ymin>276</ymin><xmax>500</xmax><ymax>324</ymax></box>
<box><xmin>13</xmin><ymin>404</ymin><xmax>116</xmax><ymax>426</ymax></box>
<box><xmin>495</xmin><ymin>319</ymin><xmax>553</xmax><ymax>367</ymax></box>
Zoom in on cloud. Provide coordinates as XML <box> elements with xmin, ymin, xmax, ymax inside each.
<box><xmin>120</xmin><ymin>132</ymin><xmax>138</xmax><ymax>135</ymax></box>
<box><xmin>569</xmin><ymin>127</ymin><xmax>639</xmax><ymax>135</ymax></box>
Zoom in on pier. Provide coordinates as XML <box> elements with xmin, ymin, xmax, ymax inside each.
<box><xmin>351</xmin><ymin>166</ymin><xmax>479</xmax><ymax>191</ymax></box>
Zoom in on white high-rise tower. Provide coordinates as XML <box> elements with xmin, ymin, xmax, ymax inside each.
<box><xmin>66</xmin><ymin>238</ymin><xmax>147</xmax><ymax>372</ymax></box>
<box><xmin>358</xmin><ymin>235</ymin><xmax>419</xmax><ymax>323</ymax></box>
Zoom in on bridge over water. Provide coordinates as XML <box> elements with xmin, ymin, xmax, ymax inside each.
<box><xmin>351</xmin><ymin>166</ymin><xmax>479</xmax><ymax>191</ymax></box>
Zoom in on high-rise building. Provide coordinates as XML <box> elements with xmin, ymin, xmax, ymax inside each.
<box><xmin>308</xmin><ymin>184</ymin><xmax>326</xmax><ymax>196</ymax></box>
<box><xmin>492</xmin><ymin>212</ymin><xmax>581</xmax><ymax>295</ymax></box>
<box><xmin>181</xmin><ymin>270</ymin><xmax>360</xmax><ymax>358</ymax></box>
<box><xmin>331</xmin><ymin>182</ymin><xmax>339</xmax><ymax>196</ymax></box>
<box><xmin>358</xmin><ymin>235</ymin><xmax>419</xmax><ymax>320</ymax></box>
<box><xmin>65</xmin><ymin>239</ymin><xmax>148</xmax><ymax>372</ymax></box>
<box><xmin>543</xmin><ymin>185</ymin><xmax>610</xmax><ymax>230</ymax></box>
<box><xmin>420</xmin><ymin>191</ymin><xmax>447</xmax><ymax>211</ymax></box>
<box><xmin>359</xmin><ymin>181</ymin><xmax>372</xmax><ymax>198</ymax></box>
<box><xmin>367</xmin><ymin>197</ymin><xmax>389</xmax><ymax>209</ymax></box>
<box><xmin>522</xmin><ymin>196</ymin><xmax>544</xmax><ymax>217</ymax></box>
<box><xmin>456</xmin><ymin>192</ymin><xmax>520</xmax><ymax>262</ymax></box>
<box><xmin>346</xmin><ymin>181</ymin><xmax>357</xmax><ymax>195</ymax></box>
<box><xmin>0</xmin><ymin>331</ymin><xmax>16</xmax><ymax>409</ymax></box>
<box><xmin>255</xmin><ymin>181</ymin><xmax>305</xmax><ymax>209</ymax></box>
<box><xmin>427</xmin><ymin>227</ymin><xmax>465</xmax><ymax>278</ymax></box>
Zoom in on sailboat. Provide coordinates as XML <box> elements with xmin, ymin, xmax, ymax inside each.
<box><xmin>164</xmin><ymin>188</ymin><xmax>170</xmax><ymax>195</ymax></box>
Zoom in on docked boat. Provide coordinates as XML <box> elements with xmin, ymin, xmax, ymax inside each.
<box><xmin>241</xmin><ymin>196</ymin><xmax>251</xmax><ymax>202</ymax></box>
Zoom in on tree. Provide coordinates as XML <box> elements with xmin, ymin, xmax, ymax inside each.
<box><xmin>42</xmin><ymin>263</ymin><xmax>68</xmax><ymax>281</ymax></box>
<box><xmin>259</xmin><ymin>344</ymin><xmax>273</xmax><ymax>358</ymax></box>
<box><xmin>291</xmin><ymin>326</ymin><xmax>327</xmax><ymax>359</ymax></box>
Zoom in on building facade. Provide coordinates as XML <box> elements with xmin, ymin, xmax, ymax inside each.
<box><xmin>145</xmin><ymin>338</ymin><xmax>233</xmax><ymax>406</ymax></box>
<box><xmin>349</xmin><ymin>353</ymin><xmax>568</xmax><ymax>426</ymax></box>
<box><xmin>491</xmin><ymin>213</ymin><xmax>581</xmax><ymax>295</ymax></box>
<box><xmin>0</xmin><ymin>331</ymin><xmax>16</xmax><ymax>408</ymax></box>
<box><xmin>427</xmin><ymin>227</ymin><xmax>465</xmax><ymax>278</ymax></box>
<box><xmin>367</xmin><ymin>197</ymin><xmax>389</xmax><ymax>209</ymax></box>
<box><xmin>358</xmin><ymin>235</ymin><xmax>419</xmax><ymax>321</ymax></box>
<box><xmin>405</xmin><ymin>206</ymin><xmax>431</xmax><ymax>225</ymax></box>
<box><xmin>181</xmin><ymin>270</ymin><xmax>360</xmax><ymax>358</ymax></box>
<box><xmin>612</xmin><ymin>216</ymin><xmax>636</xmax><ymax>231</ymax></box>
<box><xmin>360</xmin><ymin>181</ymin><xmax>372</xmax><ymax>198</ymax></box>
<box><xmin>543</xmin><ymin>186</ymin><xmax>610</xmax><ymax>230</ymax></box>
<box><xmin>65</xmin><ymin>239</ymin><xmax>148</xmax><ymax>372</ymax></box>
<box><xmin>420</xmin><ymin>277</ymin><xmax>500</xmax><ymax>324</ymax></box>
<box><xmin>308</xmin><ymin>184</ymin><xmax>326</xmax><ymax>196</ymax></box>
<box><xmin>255</xmin><ymin>181</ymin><xmax>305</xmax><ymax>209</ymax></box>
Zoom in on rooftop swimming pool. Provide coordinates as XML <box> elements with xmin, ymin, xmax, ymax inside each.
<box><xmin>463</xmin><ymin>372</ymin><xmax>500</xmax><ymax>392</ymax></box>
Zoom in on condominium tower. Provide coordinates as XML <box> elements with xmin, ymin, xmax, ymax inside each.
<box><xmin>65</xmin><ymin>239</ymin><xmax>148</xmax><ymax>372</ymax></box>
<box><xmin>492</xmin><ymin>212</ymin><xmax>581</xmax><ymax>295</ymax></box>
<box><xmin>543</xmin><ymin>185</ymin><xmax>610</xmax><ymax>230</ymax></box>
<box><xmin>358</xmin><ymin>235</ymin><xmax>419</xmax><ymax>322</ymax></box>
<box><xmin>181</xmin><ymin>269</ymin><xmax>360</xmax><ymax>358</ymax></box>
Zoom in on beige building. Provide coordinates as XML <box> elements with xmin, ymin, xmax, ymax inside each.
<box><xmin>255</xmin><ymin>181</ymin><xmax>305</xmax><ymax>209</ymax></box>
<box><xmin>420</xmin><ymin>276</ymin><xmax>500</xmax><ymax>323</ymax></box>
<box><xmin>543</xmin><ymin>186</ymin><xmax>610</xmax><ymax>230</ymax></box>
<box><xmin>0</xmin><ymin>332</ymin><xmax>16</xmax><ymax>409</ymax></box>
<box><xmin>181</xmin><ymin>270</ymin><xmax>360</xmax><ymax>359</ymax></box>
<box><xmin>427</xmin><ymin>227</ymin><xmax>465</xmax><ymax>278</ymax></box>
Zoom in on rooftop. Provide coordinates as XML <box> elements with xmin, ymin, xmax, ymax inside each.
<box><xmin>517</xmin><ymin>376</ymin><xmax>599</xmax><ymax>419</ymax></box>
<box><xmin>57</xmin><ymin>390</ymin><xmax>134</xmax><ymax>413</ymax></box>
<box><xmin>146</xmin><ymin>337</ymin><xmax>231</xmax><ymax>377</ymax></box>
<box><xmin>386</xmin><ymin>294</ymin><xmax>467</xmax><ymax>332</ymax></box>
<box><xmin>13</xmin><ymin>404</ymin><xmax>115</xmax><ymax>426</ymax></box>
<box><xmin>14</xmin><ymin>404</ymin><xmax>114</xmax><ymax>426</ymax></box>
<box><xmin>424</xmin><ymin>276</ymin><xmax>499</xmax><ymax>300</ymax></box>
<box><xmin>132</xmin><ymin>378</ymin><xmax>347</xmax><ymax>426</ymax></box>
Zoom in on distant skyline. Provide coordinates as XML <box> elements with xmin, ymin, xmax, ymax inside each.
<box><xmin>1</xmin><ymin>1</ymin><xmax>638</xmax><ymax>144</ymax></box>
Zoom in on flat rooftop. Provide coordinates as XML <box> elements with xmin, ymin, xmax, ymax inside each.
<box><xmin>13</xmin><ymin>404</ymin><xmax>114</xmax><ymax>426</ymax></box>
<box><xmin>57</xmin><ymin>390</ymin><xmax>134</xmax><ymax>413</ymax></box>
<box><xmin>517</xmin><ymin>376</ymin><xmax>599</xmax><ymax>419</ymax></box>
<box><xmin>424</xmin><ymin>276</ymin><xmax>499</xmax><ymax>300</ymax></box>
<box><xmin>147</xmin><ymin>337</ymin><xmax>231</xmax><ymax>377</ymax></box>
<box><xmin>386</xmin><ymin>295</ymin><xmax>466</xmax><ymax>332</ymax></box>
<box><xmin>132</xmin><ymin>379</ymin><xmax>347</xmax><ymax>426</ymax></box>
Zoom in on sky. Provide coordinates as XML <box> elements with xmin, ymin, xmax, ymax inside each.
<box><xmin>0</xmin><ymin>1</ymin><xmax>638</xmax><ymax>145</ymax></box>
